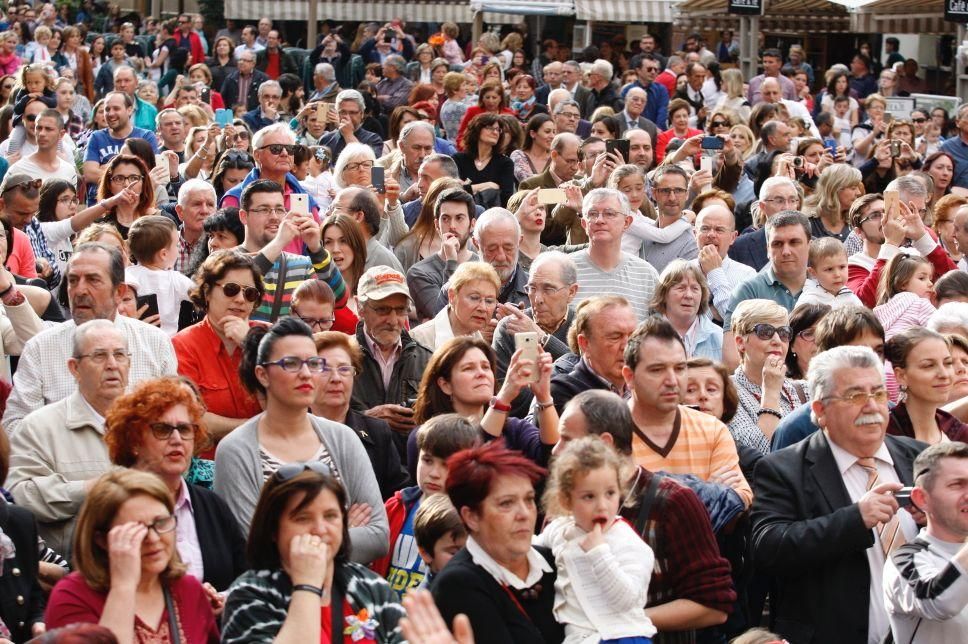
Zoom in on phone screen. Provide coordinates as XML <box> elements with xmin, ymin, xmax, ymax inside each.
<box><xmin>605</xmin><ymin>139</ymin><xmax>629</xmax><ymax>163</ymax></box>
<box><xmin>371</xmin><ymin>166</ymin><xmax>385</xmax><ymax>194</ymax></box>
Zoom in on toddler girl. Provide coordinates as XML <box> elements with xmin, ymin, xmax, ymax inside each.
<box><xmin>8</xmin><ymin>62</ymin><xmax>57</xmax><ymax>155</ymax></box>
<box><xmin>534</xmin><ymin>437</ymin><xmax>656</xmax><ymax>644</ymax></box>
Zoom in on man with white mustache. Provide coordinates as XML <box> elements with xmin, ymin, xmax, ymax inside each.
<box><xmin>751</xmin><ymin>345</ymin><xmax>926</xmax><ymax>644</ymax></box>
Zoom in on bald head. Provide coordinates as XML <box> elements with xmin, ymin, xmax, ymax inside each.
<box><xmin>695</xmin><ymin>204</ymin><xmax>738</xmax><ymax>258</ymax></box>
<box><xmin>761</xmin><ymin>77</ymin><xmax>782</xmax><ymax>104</ymax></box>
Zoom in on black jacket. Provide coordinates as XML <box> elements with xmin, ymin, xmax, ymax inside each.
<box><xmin>751</xmin><ymin>431</ymin><xmax>925</xmax><ymax>644</ymax></box>
<box><xmin>549</xmin><ymin>357</ymin><xmax>613</xmax><ymax>414</ymax></box>
<box><xmin>255</xmin><ymin>48</ymin><xmax>299</xmax><ymax>78</ymax></box>
<box><xmin>728</xmin><ymin>227</ymin><xmax>769</xmax><ymax>272</ymax></box>
<box><xmin>0</xmin><ymin>498</ymin><xmax>45</xmax><ymax>642</ymax></box>
<box><xmin>220</xmin><ymin>69</ymin><xmax>270</xmax><ymax>111</ymax></box>
<box><xmin>187</xmin><ymin>484</ymin><xmax>247</xmax><ymax>592</ymax></box>
<box><xmin>432</xmin><ymin>547</ymin><xmax>563</xmax><ymax>644</ymax></box>
<box><xmin>344</xmin><ymin>410</ymin><xmax>409</xmax><ymax>501</ymax></box>
<box><xmin>352</xmin><ymin>325</ymin><xmax>431</xmax><ymax>415</ymax></box>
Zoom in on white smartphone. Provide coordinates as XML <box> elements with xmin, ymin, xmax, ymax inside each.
<box><xmin>700</xmin><ymin>154</ymin><xmax>713</xmax><ymax>174</ymax></box>
<box><xmin>290</xmin><ymin>193</ymin><xmax>309</xmax><ymax>216</ymax></box>
<box><xmin>514</xmin><ymin>332</ymin><xmax>540</xmax><ymax>384</ymax></box>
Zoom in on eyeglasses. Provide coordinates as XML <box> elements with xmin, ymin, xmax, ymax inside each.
<box><xmin>141</xmin><ymin>515</ymin><xmax>177</xmax><ymax>536</ymax></box>
<box><xmin>258</xmin><ymin>143</ymin><xmax>295</xmax><ymax>156</ymax></box>
<box><xmin>525</xmin><ymin>284</ymin><xmax>569</xmax><ymax>297</ymax></box>
<box><xmin>463</xmin><ymin>293</ymin><xmax>497</xmax><ymax>307</ymax></box>
<box><xmin>262</xmin><ymin>94</ymin><xmax>282</xmax><ymax>100</ymax></box>
<box><xmin>558</xmin><ymin>111</ymin><xmax>580</xmax><ymax>120</ymax></box>
<box><xmin>584</xmin><ymin>209</ymin><xmax>624</xmax><ymax>221</ymax></box>
<box><xmin>344</xmin><ymin>160</ymin><xmax>374</xmax><ymax>172</ymax></box>
<box><xmin>320</xmin><ymin>364</ymin><xmax>357</xmax><ymax>378</ymax></box>
<box><xmin>273</xmin><ymin>461</ymin><xmax>333</xmax><ymax>482</ymax></box>
<box><xmin>798</xmin><ymin>328</ymin><xmax>816</xmax><ymax>342</ymax></box>
<box><xmin>246</xmin><ymin>206</ymin><xmax>288</xmax><ymax>217</ymax></box>
<box><xmin>24</xmin><ymin>114</ymin><xmax>37</xmax><ymax>122</ymax></box>
<box><xmin>260</xmin><ymin>356</ymin><xmax>327</xmax><ymax>373</ymax></box>
<box><xmin>296</xmin><ymin>315</ymin><xmax>335</xmax><ymax>329</ymax></box>
<box><xmin>57</xmin><ymin>196</ymin><xmax>80</xmax><ymax>206</ymax></box>
<box><xmin>760</xmin><ymin>196</ymin><xmax>800</xmax><ymax>207</ymax></box>
<box><xmin>223</xmin><ymin>150</ymin><xmax>253</xmax><ymax>162</ymax></box>
<box><xmin>109</xmin><ymin>174</ymin><xmax>143</xmax><ymax>186</ymax></box>
<box><xmin>75</xmin><ymin>350</ymin><xmax>131</xmax><ymax>364</ymax></box>
<box><xmin>214</xmin><ymin>281</ymin><xmax>261</xmax><ymax>302</ymax></box>
<box><xmin>149</xmin><ymin>422</ymin><xmax>198</xmax><ymax>440</ymax></box>
<box><xmin>822</xmin><ymin>389</ymin><xmax>890</xmax><ymax>406</ymax></box>
<box><xmin>655</xmin><ymin>187</ymin><xmax>688</xmax><ymax>197</ymax></box>
<box><xmin>859</xmin><ymin>209</ymin><xmax>884</xmax><ymax>225</ymax></box>
<box><xmin>749</xmin><ymin>323</ymin><xmax>793</xmax><ymax>342</ymax></box>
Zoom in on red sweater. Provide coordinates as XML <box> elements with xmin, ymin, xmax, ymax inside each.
<box><xmin>371</xmin><ymin>485</ymin><xmax>423</xmax><ymax>578</ymax></box>
<box><xmin>847</xmin><ymin>239</ymin><xmax>956</xmax><ymax>308</ymax></box>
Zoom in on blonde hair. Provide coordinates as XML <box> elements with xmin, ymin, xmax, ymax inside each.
<box><xmin>803</xmin><ymin>164</ymin><xmax>863</xmax><ymax>224</ymax></box>
<box><xmin>729</xmin><ymin>124</ymin><xmax>755</xmax><ymax>160</ymax></box>
<box><xmin>730</xmin><ymin>299</ymin><xmax>788</xmax><ymax>335</ymax></box>
<box><xmin>449</xmin><ymin>260</ymin><xmax>501</xmax><ymax>294</ymax></box>
<box><xmin>807</xmin><ymin>237</ymin><xmax>847</xmax><ymax>268</ymax></box>
<box><xmin>651</xmin><ymin>260</ymin><xmax>711</xmax><ymax>317</ymax></box>
<box><xmin>542</xmin><ymin>436</ymin><xmax>627</xmax><ymax>518</ymax></box>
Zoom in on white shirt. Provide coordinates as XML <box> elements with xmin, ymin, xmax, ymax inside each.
<box><xmin>174</xmin><ymin>481</ymin><xmax>204</xmax><ymax>582</ymax></box>
<box><xmin>779</xmin><ymin>99</ymin><xmax>820</xmax><ymax>138</ymax></box>
<box><xmin>690</xmin><ymin>255</ymin><xmax>755</xmax><ymax>321</ymax></box>
<box><xmin>465</xmin><ymin>535</ymin><xmax>551</xmax><ymax>589</ymax></box>
<box><xmin>233</xmin><ymin>42</ymin><xmax>264</xmax><ymax>59</ymax></box>
<box><xmin>123</xmin><ymin>265</ymin><xmax>195</xmax><ymax>337</ymax></box>
<box><xmin>827</xmin><ymin>435</ymin><xmax>918</xmax><ymax>644</ymax></box>
<box><xmin>8</xmin><ymin>155</ymin><xmax>78</xmax><ymax>186</ymax></box>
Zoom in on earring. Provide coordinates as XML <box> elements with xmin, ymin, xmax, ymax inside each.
<box><xmin>897</xmin><ymin>385</ymin><xmax>907</xmax><ymax>404</ymax></box>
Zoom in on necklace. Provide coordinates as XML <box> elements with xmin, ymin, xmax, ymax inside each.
<box><xmin>621</xmin><ymin>467</ymin><xmax>643</xmax><ymax>509</ymax></box>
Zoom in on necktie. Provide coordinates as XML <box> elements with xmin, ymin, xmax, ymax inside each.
<box><xmin>856</xmin><ymin>456</ymin><xmax>906</xmax><ymax>556</ymax></box>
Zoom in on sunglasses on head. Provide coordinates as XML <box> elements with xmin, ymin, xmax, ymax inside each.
<box><xmin>750</xmin><ymin>323</ymin><xmax>793</xmax><ymax>342</ymax></box>
<box><xmin>259</xmin><ymin>143</ymin><xmax>296</xmax><ymax>156</ymax></box>
<box><xmin>2</xmin><ymin>177</ymin><xmax>42</xmax><ymax>194</ymax></box>
<box><xmin>273</xmin><ymin>461</ymin><xmax>334</xmax><ymax>482</ymax></box>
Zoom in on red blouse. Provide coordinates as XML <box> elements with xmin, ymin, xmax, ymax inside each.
<box><xmin>45</xmin><ymin>572</ymin><xmax>220</xmax><ymax>643</ymax></box>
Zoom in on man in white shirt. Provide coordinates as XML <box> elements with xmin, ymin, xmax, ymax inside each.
<box><xmin>0</xmin><ymin>95</ymin><xmax>76</xmax><ymax>162</ymax></box>
<box><xmin>2</xmin><ymin>243</ymin><xmax>177</xmax><ymax>434</ymax></box>
<box><xmin>572</xmin><ymin>188</ymin><xmax>659</xmax><ymax>320</ymax></box>
<box><xmin>692</xmin><ymin>204</ymin><xmax>755</xmax><ymax>321</ymax></box>
<box><xmin>883</xmin><ymin>441</ymin><xmax>968</xmax><ymax>644</ymax></box>
<box><xmin>760</xmin><ymin>77</ymin><xmax>819</xmax><ymax>138</ymax></box>
<box><xmin>233</xmin><ymin>25</ymin><xmax>265</xmax><ymax>59</ymax></box>
<box><xmin>7</xmin><ymin>108</ymin><xmax>77</xmax><ymax>185</ymax></box>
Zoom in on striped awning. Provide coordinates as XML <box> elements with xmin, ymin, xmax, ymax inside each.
<box><xmin>574</xmin><ymin>0</ymin><xmax>682</xmax><ymax>23</ymax></box>
<box><xmin>675</xmin><ymin>0</ymin><xmax>852</xmax><ymax>32</ymax></box>
<box><xmin>223</xmin><ymin>0</ymin><xmax>522</xmax><ymax>24</ymax></box>
<box><xmin>839</xmin><ymin>0</ymin><xmax>955</xmax><ymax>35</ymax></box>
<box><xmin>470</xmin><ymin>0</ymin><xmax>576</xmax><ymax>15</ymax></box>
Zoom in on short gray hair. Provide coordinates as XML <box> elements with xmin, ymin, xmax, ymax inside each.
<box><xmin>177</xmin><ymin>178</ymin><xmax>216</xmax><ymax>206</ymax></box>
<box><xmin>257</xmin><ymin>80</ymin><xmax>281</xmax><ymax>98</ymax></box>
<box><xmin>398</xmin><ymin>120</ymin><xmax>436</xmax><ymax>145</ymax></box>
<box><xmin>332</xmin><ymin>142</ymin><xmax>377</xmax><ymax>189</ymax></box>
<box><xmin>335</xmin><ymin>89</ymin><xmax>365</xmax><ymax>114</ymax></box>
<box><xmin>419</xmin><ymin>153</ymin><xmax>459</xmax><ymax>179</ymax></box>
<box><xmin>314</xmin><ymin>62</ymin><xmax>335</xmax><ymax>81</ymax></box>
<box><xmin>887</xmin><ymin>174</ymin><xmax>928</xmax><ymax>200</ymax></box>
<box><xmin>113</xmin><ymin>65</ymin><xmax>136</xmax><ymax>81</ymax></box>
<box><xmin>384</xmin><ymin>55</ymin><xmax>406</xmax><ymax>73</ymax></box>
<box><xmin>759</xmin><ymin>175</ymin><xmax>800</xmax><ymax>201</ymax></box>
<box><xmin>529</xmin><ymin>251</ymin><xmax>578</xmax><ymax>286</ymax></box>
<box><xmin>808</xmin><ymin>346</ymin><xmax>883</xmax><ymax>424</ymax></box>
<box><xmin>252</xmin><ymin>122</ymin><xmax>296</xmax><ymax>150</ymax></box>
<box><xmin>562</xmin><ymin>390</ymin><xmax>634</xmax><ymax>456</ymax></box>
<box><xmin>927</xmin><ymin>302</ymin><xmax>968</xmax><ymax>335</ymax></box>
<box><xmin>73</xmin><ymin>319</ymin><xmax>126</xmax><ymax>359</ymax></box>
<box><xmin>474</xmin><ymin>207</ymin><xmax>521</xmax><ymax>240</ymax></box>
<box><xmin>551</xmin><ymin>132</ymin><xmax>581</xmax><ymax>154</ymax></box>
<box><xmin>589</xmin><ymin>58</ymin><xmax>613</xmax><ymax>80</ymax></box>
<box><xmin>553</xmin><ymin>99</ymin><xmax>581</xmax><ymax>115</ymax></box>
<box><xmin>582</xmin><ymin>187</ymin><xmax>630</xmax><ymax>217</ymax></box>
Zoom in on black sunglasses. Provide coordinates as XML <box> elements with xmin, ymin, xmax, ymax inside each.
<box><xmin>273</xmin><ymin>461</ymin><xmax>334</xmax><ymax>482</ymax></box>
<box><xmin>912</xmin><ymin>118</ymin><xmax>927</xmax><ymax>123</ymax></box>
<box><xmin>258</xmin><ymin>143</ymin><xmax>295</xmax><ymax>156</ymax></box>
<box><xmin>214</xmin><ymin>281</ymin><xmax>260</xmax><ymax>302</ymax></box>
<box><xmin>750</xmin><ymin>323</ymin><xmax>793</xmax><ymax>342</ymax></box>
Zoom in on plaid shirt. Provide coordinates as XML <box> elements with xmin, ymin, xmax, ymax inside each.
<box><xmin>620</xmin><ymin>467</ymin><xmax>736</xmax><ymax>644</ymax></box>
<box><xmin>25</xmin><ymin>218</ymin><xmax>61</xmax><ymax>289</ymax></box>
<box><xmin>174</xmin><ymin>227</ymin><xmax>198</xmax><ymax>275</ymax></box>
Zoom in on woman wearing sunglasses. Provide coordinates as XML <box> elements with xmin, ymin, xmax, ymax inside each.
<box><xmin>104</xmin><ymin>377</ymin><xmax>247</xmax><ymax>594</ymax></box>
<box><xmin>729</xmin><ymin>299</ymin><xmax>807</xmax><ymax>455</ymax></box>
<box><xmin>215</xmin><ymin>317</ymin><xmax>389</xmax><ymax>562</ymax></box>
<box><xmin>172</xmin><ymin>251</ymin><xmax>265</xmax><ymax>458</ymax></box>
<box><xmin>44</xmin><ymin>469</ymin><xmax>220</xmax><ymax>642</ymax></box>
<box><xmin>221</xmin><ymin>461</ymin><xmax>404</xmax><ymax>644</ymax></box>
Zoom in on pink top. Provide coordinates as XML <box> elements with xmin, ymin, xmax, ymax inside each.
<box><xmin>6</xmin><ymin>227</ymin><xmax>38</xmax><ymax>279</ymax></box>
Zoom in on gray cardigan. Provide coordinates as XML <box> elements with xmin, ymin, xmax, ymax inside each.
<box><xmin>214</xmin><ymin>413</ymin><xmax>389</xmax><ymax>564</ymax></box>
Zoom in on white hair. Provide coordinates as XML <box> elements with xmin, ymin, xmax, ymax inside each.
<box><xmin>332</xmin><ymin>142</ymin><xmax>377</xmax><ymax>189</ymax></box>
<box><xmin>590</xmin><ymin>58</ymin><xmax>613</xmax><ymax>80</ymax></box>
<box><xmin>927</xmin><ymin>302</ymin><xmax>968</xmax><ymax>335</ymax></box>
<box><xmin>257</xmin><ymin>79</ymin><xmax>282</xmax><ymax>98</ymax></box>
<box><xmin>177</xmin><ymin>178</ymin><xmax>216</xmax><ymax>206</ymax></box>
<box><xmin>530</xmin><ymin>251</ymin><xmax>578</xmax><ymax>286</ymax></box>
<box><xmin>808</xmin><ymin>346</ymin><xmax>883</xmax><ymax>425</ymax></box>
<box><xmin>73</xmin><ymin>319</ymin><xmax>127</xmax><ymax>358</ymax></box>
<box><xmin>398</xmin><ymin>120</ymin><xmax>436</xmax><ymax>145</ymax></box>
<box><xmin>252</xmin><ymin>122</ymin><xmax>296</xmax><ymax>150</ymax></box>
<box><xmin>474</xmin><ymin>207</ymin><xmax>521</xmax><ymax>241</ymax></box>
<box><xmin>759</xmin><ymin>175</ymin><xmax>799</xmax><ymax>201</ymax></box>
<box><xmin>314</xmin><ymin>62</ymin><xmax>335</xmax><ymax>81</ymax></box>
<box><xmin>335</xmin><ymin>89</ymin><xmax>365</xmax><ymax>113</ymax></box>
<box><xmin>582</xmin><ymin>187</ymin><xmax>630</xmax><ymax>217</ymax></box>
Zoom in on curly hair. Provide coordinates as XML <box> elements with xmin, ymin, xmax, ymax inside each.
<box><xmin>542</xmin><ymin>436</ymin><xmax>626</xmax><ymax>519</ymax></box>
<box><xmin>461</xmin><ymin>111</ymin><xmax>502</xmax><ymax>157</ymax></box>
<box><xmin>104</xmin><ymin>377</ymin><xmax>209</xmax><ymax>466</ymax></box>
<box><xmin>189</xmin><ymin>249</ymin><xmax>265</xmax><ymax>313</ymax></box>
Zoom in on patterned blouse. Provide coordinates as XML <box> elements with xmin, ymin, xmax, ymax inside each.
<box><xmin>729</xmin><ymin>367</ymin><xmax>806</xmax><ymax>455</ymax></box>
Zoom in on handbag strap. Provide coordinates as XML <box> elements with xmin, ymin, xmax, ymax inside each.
<box><xmin>269</xmin><ymin>251</ymin><xmax>288</xmax><ymax>322</ymax></box>
<box><xmin>634</xmin><ymin>471</ymin><xmax>664</xmax><ymax>536</ymax></box>
<box><xmin>330</xmin><ymin>580</ymin><xmax>343</xmax><ymax>644</ymax></box>
<box><xmin>163</xmin><ymin>582</ymin><xmax>181</xmax><ymax>644</ymax></box>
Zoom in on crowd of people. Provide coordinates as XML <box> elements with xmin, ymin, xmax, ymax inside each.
<box><xmin>0</xmin><ymin>5</ymin><xmax>967</xmax><ymax>644</ymax></box>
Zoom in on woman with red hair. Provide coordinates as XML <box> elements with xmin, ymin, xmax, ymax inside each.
<box><xmin>430</xmin><ymin>441</ymin><xmax>563</xmax><ymax>644</ymax></box>
<box><xmin>454</xmin><ymin>80</ymin><xmax>515</xmax><ymax>151</ymax></box>
<box><xmin>104</xmin><ymin>377</ymin><xmax>247</xmax><ymax>594</ymax></box>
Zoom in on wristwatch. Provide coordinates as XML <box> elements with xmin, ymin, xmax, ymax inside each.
<box><xmin>489</xmin><ymin>397</ymin><xmax>511</xmax><ymax>413</ymax></box>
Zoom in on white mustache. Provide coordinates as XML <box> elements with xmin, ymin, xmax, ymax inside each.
<box><xmin>855</xmin><ymin>413</ymin><xmax>886</xmax><ymax>426</ymax></box>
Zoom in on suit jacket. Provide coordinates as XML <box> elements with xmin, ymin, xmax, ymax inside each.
<box><xmin>728</xmin><ymin>227</ymin><xmax>769</xmax><ymax>271</ymax></box>
<box><xmin>0</xmin><ymin>498</ymin><xmax>45</xmax><ymax>642</ymax></box>
<box><xmin>519</xmin><ymin>169</ymin><xmax>569</xmax><ymax>246</ymax></box>
<box><xmin>751</xmin><ymin>431</ymin><xmax>925</xmax><ymax>644</ymax></box>
<box><xmin>187</xmin><ymin>484</ymin><xmax>247</xmax><ymax>592</ymax></box>
<box><xmin>615</xmin><ymin>112</ymin><xmax>659</xmax><ymax>149</ymax></box>
<box><xmin>572</xmin><ymin>84</ymin><xmax>596</xmax><ymax>119</ymax></box>
<box><xmin>220</xmin><ymin>69</ymin><xmax>269</xmax><ymax>111</ymax></box>
<box><xmin>255</xmin><ymin>47</ymin><xmax>298</xmax><ymax>79</ymax></box>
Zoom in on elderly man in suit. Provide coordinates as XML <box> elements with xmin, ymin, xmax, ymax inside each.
<box><xmin>519</xmin><ymin>132</ymin><xmax>583</xmax><ymax>246</ymax></box>
<box><xmin>751</xmin><ymin>345</ymin><xmax>926</xmax><ymax>644</ymax></box>
<box><xmin>614</xmin><ymin>86</ymin><xmax>658</xmax><ymax>146</ymax></box>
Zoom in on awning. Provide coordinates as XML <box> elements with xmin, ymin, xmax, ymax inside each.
<box><xmin>675</xmin><ymin>0</ymin><xmax>852</xmax><ymax>32</ymax></box>
<box><xmin>574</xmin><ymin>0</ymin><xmax>681</xmax><ymax>22</ymax></box>
<box><xmin>223</xmin><ymin>0</ymin><xmax>523</xmax><ymax>24</ymax></box>
<box><xmin>830</xmin><ymin>0</ymin><xmax>956</xmax><ymax>35</ymax></box>
<box><xmin>470</xmin><ymin>0</ymin><xmax>575</xmax><ymax>16</ymax></box>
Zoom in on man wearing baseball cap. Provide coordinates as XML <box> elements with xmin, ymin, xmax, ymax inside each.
<box><xmin>353</xmin><ymin>265</ymin><xmax>432</xmax><ymax>458</ymax></box>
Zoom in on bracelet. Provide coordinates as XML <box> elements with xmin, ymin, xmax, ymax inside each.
<box><xmin>489</xmin><ymin>396</ymin><xmax>511</xmax><ymax>413</ymax></box>
<box><xmin>292</xmin><ymin>584</ymin><xmax>323</xmax><ymax>597</ymax></box>
<box><xmin>757</xmin><ymin>407</ymin><xmax>783</xmax><ymax>420</ymax></box>
<box><xmin>535</xmin><ymin>399</ymin><xmax>555</xmax><ymax>411</ymax></box>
